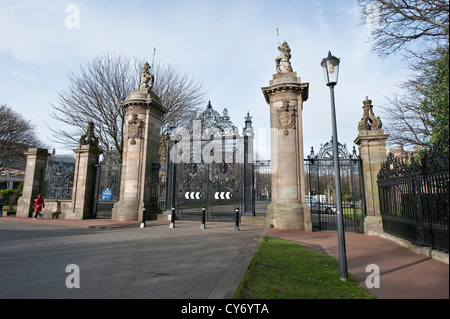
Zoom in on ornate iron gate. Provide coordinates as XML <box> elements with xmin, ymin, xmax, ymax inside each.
<box><xmin>166</xmin><ymin>102</ymin><xmax>254</xmax><ymax>222</ymax></box>
<box><xmin>254</xmin><ymin>160</ymin><xmax>271</xmax><ymax>216</ymax></box>
<box><xmin>42</xmin><ymin>155</ymin><xmax>76</xmax><ymax>200</ymax></box>
<box><xmin>305</xmin><ymin>138</ymin><xmax>365</xmax><ymax>233</ymax></box>
<box><xmin>174</xmin><ymin>161</ymin><xmax>245</xmax><ymax>221</ymax></box>
<box><xmin>92</xmin><ymin>163</ymin><xmax>121</xmax><ymax>219</ymax></box>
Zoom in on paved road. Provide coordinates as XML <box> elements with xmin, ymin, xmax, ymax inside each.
<box><xmin>2</xmin><ymin>216</ymin><xmax>448</xmax><ymax>304</ymax></box>
<box><xmin>0</xmin><ymin>219</ymin><xmax>266</xmax><ymax>299</ymax></box>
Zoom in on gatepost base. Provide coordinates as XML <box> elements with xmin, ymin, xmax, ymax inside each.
<box><xmin>112</xmin><ymin>200</ymin><xmax>140</xmax><ymax>221</ymax></box>
<box><xmin>364</xmin><ymin>215</ymin><xmax>384</xmax><ymax>235</ymax></box>
<box><xmin>266</xmin><ymin>200</ymin><xmax>312</xmax><ymax>231</ymax></box>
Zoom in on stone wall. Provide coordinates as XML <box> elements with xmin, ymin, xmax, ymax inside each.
<box><xmin>39</xmin><ymin>199</ymin><xmax>73</xmax><ymax>219</ymax></box>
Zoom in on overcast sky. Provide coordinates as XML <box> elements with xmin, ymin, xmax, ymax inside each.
<box><xmin>0</xmin><ymin>0</ymin><xmax>410</xmax><ymax>158</ymax></box>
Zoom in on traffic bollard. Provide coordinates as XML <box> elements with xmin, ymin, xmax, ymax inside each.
<box><xmin>170</xmin><ymin>207</ymin><xmax>175</xmax><ymax>228</ymax></box>
<box><xmin>140</xmin><ymin>207</ymin><xmax>146</xmax><ymax>228</ymax></box>
<box><xmin>201</xmin><ymin>206</ymin><xmax>206</xmax><ymax>229</ymax></box>
<box><xmin>235</xmin><ymin>208</ymin><xmax>240</xmax><ymax>231</ymax></box>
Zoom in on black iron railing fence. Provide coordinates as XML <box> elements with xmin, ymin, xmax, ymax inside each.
<box><xmin>378</xmin><ymin>148</ymin><xmax>449</xmax><ymax>252</ymax></box>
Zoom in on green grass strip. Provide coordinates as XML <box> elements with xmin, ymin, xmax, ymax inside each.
<box><xmin>234</xmin><ymin>236</ymin><xmax>375</xmax><ymax>299</ymax></box>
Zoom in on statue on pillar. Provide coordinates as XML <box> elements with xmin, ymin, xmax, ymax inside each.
<box><xmin>275</xmin><ymin>41</ymin><xmax>293</xmax><ymax>73</ymax></box>
<box><xmin>139</xmin><ymin>62</ymin><xmax>154</xmax><ymax>90</ymax></box>
<box><xmin>262</xmin><ymin>42</ymin><xmax>311</xmax><ymax>231</ymax></box>
<box><xmin>112</xmin><ymin>60</ymin><xmax>167</xmax><ymax>222</ymax></box>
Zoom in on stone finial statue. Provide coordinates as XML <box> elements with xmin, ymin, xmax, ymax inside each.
<box><xmin>139</xmin><ymin>62</ymin><xmax>154</xmax><ymax>90</ymax></box>
<box><xmin>275</xmin><ymin>41</ymin><xmax>293</xmax><ymax>73</ymax></box>
<box><xmin>357</xmin><ymin>97</ymin><xmax>383</xmax><ymax>132</ymax></box>
<box><xmin>79</xmin><ymin>121</ymin><xmax>99</xmax><ymax>146</ymax></box>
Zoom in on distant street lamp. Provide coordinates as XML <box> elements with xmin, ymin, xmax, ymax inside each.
<box><xmin>321</xmin><ymin>51</ymin><xmax>348</xmax><ymax>282</ymax></box>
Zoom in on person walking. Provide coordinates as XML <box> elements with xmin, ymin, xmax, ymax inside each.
<box><xmin>0</xmin><ymin>194</ymin><xmax>4</xmax><ymax>217</ymax></box>
<box><xmin>32</xmin><ymin>194</ymin><xmax>45</xmax><ymax>219</ymax></box>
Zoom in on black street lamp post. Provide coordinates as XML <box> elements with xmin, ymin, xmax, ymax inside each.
<box><xmin>321</xmin><ymin>51</ymin><xmax>348</xmax><ymax>282</ymax></box>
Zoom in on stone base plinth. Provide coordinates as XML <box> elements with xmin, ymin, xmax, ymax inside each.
<box><xmin>364</xmin><ymin>215</ymin><xmax>384</xmax><ymax>236</ymax></box>
<box><xmin>266</xmin><ymin>200</ymin><xmax>311</xmax><ymax>231</ymax></box>
<box><xmin>16</xmin><ymin>196</ymin><xmax>33</xmax><ymax>218</ymax></box>
<box><xmin>112</xmin><ymin>200</ymin><xmax>140</xmax><ymax>221</ymax></box>
<box><xmin>241</xmin><ymin>216</ymin><xmax>267</xmax><ymax>227</ymax></box>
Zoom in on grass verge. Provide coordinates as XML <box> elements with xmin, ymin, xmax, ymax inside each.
<box><xmin>233</xmin><ymin>236</ymin><xmax>375</xmax><ymax>299</ymax></box>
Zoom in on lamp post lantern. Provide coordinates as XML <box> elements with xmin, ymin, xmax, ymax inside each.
<box><xmin>321</xmin><ymin>51</ymin><xmax>348</xmax><ymax>282</ymax></box>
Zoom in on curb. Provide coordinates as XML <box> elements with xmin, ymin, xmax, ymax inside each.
<box><xmin>0</xmin><ymin>216</ymin><xmax>141</xmax><ymax>229</ymax></box>
<box><xmin>368</xmin><ymin>229</ymin><xmax>449</xmax><ymax>265</ymax></box>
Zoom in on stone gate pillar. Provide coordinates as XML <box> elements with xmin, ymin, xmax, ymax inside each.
<box><xmin>112</xmin><ymin>62</ymin><xmax>167</xmax><ymax>221</ymax></box>
<box><xmin>70</xmin><ymin>122</ymin><xmax>101</xmax><ymax>220</ymax></box>
<box><xmin>354</xmin><ymin>97</ymin><xmax>389</xmax><ymax>235</ymax></box>
<box><xmin>261</xmin><ymin>42</ymin><xmax>311</xmax><ymax>231</ymax></box>
<box><xmin>16</xmin><ymin>148</ymin><xmax>50</xmax><ymax>218</ymax></box>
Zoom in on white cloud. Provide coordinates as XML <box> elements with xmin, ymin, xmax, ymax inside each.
<box><xmin>8</xmin><ymin>70</ymin><xmax>38</xmax><ymax>82</ymax></box>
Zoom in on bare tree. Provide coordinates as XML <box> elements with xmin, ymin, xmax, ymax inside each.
<box><xmin>49</xmin><ymin>52</ymin><xmax>135</xmax><ymax>157</ymax></box>
<box><xmin>358</xmin><ymin>0</ymin><xmax>449</xmax><ymax>149</ymax></box>
<box><xmin>49</xmin><ymin>52</ymin><xmax>206</xmax><ymax>160</ymax></box>
<box><xmin>152</xmin><ymin>62</ymin><xmax>205</xmax><ymax>133</ymax></box>
<box><xmin>379</xmin><ymin>84</ymin><xmax>433</xmax><ymax>149</ymax></box>
<box><xmin>151</xmin><ymin>62</ymin><xmax>206</xmax><ymax>163</ymax></box>
<box><xmin>358</xmin><ymin>0</ymin><xmax>449</xmax><ymax>58</ymax></box>
<box><xmin>0</xmin><ymin>104</ymin><xmax>46</xmax><ymax>171</ymax></box>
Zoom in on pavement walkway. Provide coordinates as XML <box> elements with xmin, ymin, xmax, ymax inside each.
<box><xmin>267</xmin><ymin>228</ymin><xmax>449</xmax><ymax>299</ymax></box>
<box><xmin>1</xmin><ymin>216</ymin><xmax>448</xmax><ymax>299</ymax></box>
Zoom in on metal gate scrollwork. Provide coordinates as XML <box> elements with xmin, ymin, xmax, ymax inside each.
<box><xmin>166</xmin><ymin>101</ymin><xmax>254</xmax><ymax>222</ymax></box>
<box><xmin>92</xmin><ymin>152</ymin><xmax>122</xmax><ymax>219</ymax></box>
<box><xmin>305</xmin><ymin>137</ymin><xmax>366</xmax><ymax>233</ymax></box>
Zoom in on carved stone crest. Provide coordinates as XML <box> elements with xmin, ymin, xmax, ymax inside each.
<box><xmin>278</xmin><ymin>100</ymin><xmax>296</xmax><ymax>136</ymax></box>
<box><xmin>127</xmin><ymin>113</ymin><xmax>144</xmax><ymax>145</ymax></box>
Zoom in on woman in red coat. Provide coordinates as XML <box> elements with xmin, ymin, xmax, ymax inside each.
<box><xmin>32</xmin><ymin>194</ymin><xmax>45</xmax><ymax>219</ymax></box>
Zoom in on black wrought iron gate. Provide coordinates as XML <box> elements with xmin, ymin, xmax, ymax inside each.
<box><xmin>304</xmin><ymin>138</ymin><xmax>365</xmax><ymax>233</ymax></box>
<box><xmin>92</xmin><ymin>163</ymin><xmax>121</xmax><ymax>219</ymax></box>
<box><xmin>173</xmin><ymin>162</ymin><xmax>246</xmax><ymax>221</ymax></box>
<box><xmin>166</xmin><ymin>102</ymin><xmax>254</xmax><ymax>222</ymax></box>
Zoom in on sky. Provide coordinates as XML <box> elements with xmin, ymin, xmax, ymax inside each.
<box><xmin>0</xmin><ymin>0</ymin><xmax>410</xmax><ymax>159</ymax></box>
